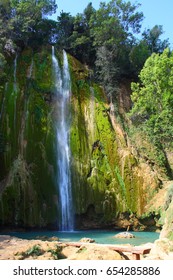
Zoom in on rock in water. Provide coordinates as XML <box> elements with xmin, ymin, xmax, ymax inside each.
<box><xmin>113</xmin><ymin>232</ymin><xmax>135</xmax><ymax>238</ymax></box>
<box><xmin>79</xmin><ymin>238</ymin><xmax>95</xmax><ymax>243</ymax></box>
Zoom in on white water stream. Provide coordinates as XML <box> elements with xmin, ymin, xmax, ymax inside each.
<box><xmin>52</xmin><ymin>47</ymin><xmax>74</xmax><ymax>231</ymax></box>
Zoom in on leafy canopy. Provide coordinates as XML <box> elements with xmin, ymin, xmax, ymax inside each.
<box><xmin>130</xmin><ymin>48</ymin><xmax>173</xmax><ymax>147</ymax></box>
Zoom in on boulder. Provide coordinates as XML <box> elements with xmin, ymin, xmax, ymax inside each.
<box><xmin>113</xmin><ymin>232</ymin><xmax>135</xmax><ymax>238</ymax></box>
<box><xmin>79</xmin><ymin>237</ymin><xmax>95</xmax><ymax>243</ymax></box>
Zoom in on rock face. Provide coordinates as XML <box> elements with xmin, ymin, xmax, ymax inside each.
<box><xmin>0</xmin><ymin>47</ymin><xmax>168</xmax><ymax>229</ymax></box>
<box><xmin>113</xmin><ymin>232</ymin><xmax>135</xmax><ymax>239</ymax></box>
<box><xmin>148</xmin><ymin>238</ymin><xmax>173</xmax><ymax>260</ymax></box>
<box><xmin>68</xmin><ymin>56</ymin><xmax>162</xmax><ymax>229</ymax></box>
<box><xmin>0</xmin><ymin>47</ymin><xmax>58</xmax><ymax>228</ymax></box>
<box><xmin>159</xmin><ymin>183</ymin><xmax>173</xmax><ymax>240</ymax></box>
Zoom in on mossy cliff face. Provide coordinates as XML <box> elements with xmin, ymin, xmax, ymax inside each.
<box><xmin>0</xmin><ymin>48</ymin><xmax>160</xmax><ymax>229</ymax></box>
<box><xmin>69</xmin><ymin>55</ymin><xmax>160</xmax><ymax>229</ymax></box>
<box><xmin>0</xmin><ymin>47</ymin><xmax>58</xmax><ymax>228</ymax></box>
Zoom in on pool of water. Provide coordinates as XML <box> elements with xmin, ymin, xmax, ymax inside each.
<box><xmin>1</xmin><ymin>230</ymin><xmax>160</xmax><ymax>246</ymax></box>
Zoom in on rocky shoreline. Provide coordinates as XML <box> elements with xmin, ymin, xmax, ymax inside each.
<box><xmin>0</xmin><ymin>235</ymin><xmax>173</xmax><ymax>260</ymax></box>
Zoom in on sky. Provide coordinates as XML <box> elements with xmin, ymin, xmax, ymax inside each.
<box><xmin>51</xmin><ymin>0</ymin><xmax>173</xmax><ymax>48</ymax></box>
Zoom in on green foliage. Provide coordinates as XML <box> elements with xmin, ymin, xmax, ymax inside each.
<box><xmin>130</xmin><ymin>48</ymin><xmax>173</xmax><ymax>170</ymax></box>
<box><xmin>56</xmin><ymin>12</ymin><xmax>74</xmax><ymax>48</ymax></box>
<box><xmin>95</xmin><ymin>45</ymin><xmax>119</xmax><ymax>101</ymax></box>
<box><xmin>69</xmin><ymin>3</ymin><xmax>96</xmax><ymax>66</ymax></box>
<box><xmin>11</xmin><ymin>0</ymin><xmax>57</xmax><ymax>46</ymax></box>
<box><xmin>142</xmin><ymin>25</ymin><xmax>169</xmax><ymax>54</ymax></box>
<box><xmin>1</xmin><ymin>0</ymin><xmax>168</xmax><ymax>88</ymax></box>
<box><xmin>130</xmin><ymin>48</ymin><xmax>173</xmax><ymax>145</ymax></box>
<box><xmin>90</xmin><ymin>0</ymin><xmax>143</xmax><ymax>47</ymax></box>
<box><xmin>54</xmin><ymin>0</ymin><xmax>169</xmax><ymax>88</ymax></box>
<box><xmin>48</xmin><ymin>245</ymin><xmax>64</xmax><ymax>260</ymax></box>
<box><xmin>129</xmin><ymin>41</ymin><xmax>150</xmax><ymax>74</ymax></box>
<box><xmin>25</xmin><ymin>245</ymin><xmax>42</xmax><ymax>257</ymax></box>
<box><xmin>0</xmin><ymin>0</ymin><xmax>57</xmax><ymax>51</ymax></box>
<box><xmin>90</xmin><ymin>0</ymin><xmax>144</xmax><ymax>100</ymax></box>
<box><xmin>129</xmin><ymin>25</ymin><xmax>169</xmax><ymax>76</ymax></box>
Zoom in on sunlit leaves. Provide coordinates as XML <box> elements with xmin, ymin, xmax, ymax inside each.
<box><xmin>130</xmin><ymin>48</ymin><xmax>173</xmax><ymax>147</ymax></box>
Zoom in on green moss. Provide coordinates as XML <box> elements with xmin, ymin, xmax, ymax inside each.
<box><xmin>0</xmin><ymin>47</ymin><xmax>58</xmax><ymax>228</ymax></box>
<box><xmin>69</xmin><ymin>53</ymin><xmax>146</xmax><ymax>220</ymax></box>
<box><xmin>69</xmin><ymin>57</ymin><xmax>122</xmax><ymax>218</ymax></box>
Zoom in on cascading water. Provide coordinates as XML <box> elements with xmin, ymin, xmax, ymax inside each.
<box><xmin>28</xmin><ymin>58</ymin><xmax>34</xmax><ymax>79</ymax></box>
<box><xmin>89</xmin><ymin>87</ymin><xmax>95</xmax><ymax>142</ymax></box>
<box><xmin>13</xmin><ymin>55</ymin><xmax>18</xmax><ymax>140</ymax></box>
<box><xmin>52</xmin><ymin>46</ymin><xmax>74</xmax><ymax>231</ymax></box>
<box><xmin>25</xmin><ymin>58</ymin><xmax>34</xmax><ymax>135</ymax></box>
<box><xmin>13</xmin><ymin>55</ymin><xmax>17</xmax><ymax>92</ymax></box>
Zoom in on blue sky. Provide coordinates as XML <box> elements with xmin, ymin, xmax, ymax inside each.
<box><xmin>52</xmin><ymin>0</ymin><xmax>173</xmax><ymax>47</ymax></box>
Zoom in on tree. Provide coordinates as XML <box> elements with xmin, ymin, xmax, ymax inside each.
<box><xmin>0</xmin><ymin>0</ymin><xmax>58</xmax><ymax>81</ymax></box>
<box><xmin>129</xmin><ymin>40</ymin><xmax>150</xmax><ymax>75</ymax></box>
<box><xmin>129</xmin><ymin>25</ymin><xmax>170</xmax><ymax>77</ymax></box>
<box><xmin>0</xmin><ymin>0</ymin><xmax>13</xmax><ymax>81</ymax></box>
<box><xmin>142</xmin><ymin>25</ymin><xmax>169</xmax><ymax>54</ymax></box>
<box><xmin>56</xmin><ymin>12</ymin><xmax>74</xmax><ymax>48</ymax></box>
<box><xmin>90</xmin><ymin>0</ymin><xmax>143</xmax><ymax>48</ymax></box>
<box><xmin>90</xmin><ymin>0</ymin><xmax>143</xmax><ymax>99</ymax></box>
<box><xmin>69</xmin><ymin>3</ymin><xmax>96</xmax><ymax>65</ymax></box>
<box><xmin>96</xmin><ymin>44</ymin><xmax>120</xmax><ymax>100</ymax></box>
<box><xmin>29</xmin><ymin>18</ymin><xmax>58</xmax><ymax>46</ymax></box>
<box><xmin>10</xmin><ymin>0</ymin><xmax>57</xmax><ymax>47</ymax></box>
<box><xmin>130</xmin><ymin>48</ymin><xmax>173</xmax><ymax>148</ymax></box>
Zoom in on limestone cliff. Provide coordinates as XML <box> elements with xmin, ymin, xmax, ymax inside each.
<box><xmin>0</xmin><ymin>47</ymin><xmax>168</xmax><ymax>230</ymax></box>
<box><xmin>0</xmin><ymin>47</ymin><xmax>58</xmax><ymax>228</ymax></box>
<box><xmin>159</xmin><ymin>182</ymin><xmax>173</xmax><ymax>240</ymax></box>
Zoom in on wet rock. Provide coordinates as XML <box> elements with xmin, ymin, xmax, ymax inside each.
<box><xmin>79</xmin><ymin>238</ymin><xmax>95</xmax><ymax>243</ymax></box>
<box><xmin>113</xmin><ymin>232</ymin><xmax>135</xmax><ymax>239</ymax></box>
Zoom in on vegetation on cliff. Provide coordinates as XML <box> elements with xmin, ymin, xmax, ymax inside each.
<box><xmin>129</xmin><ymin>49</ymin><xmax>173</xmax><ymax>174</ymax></box>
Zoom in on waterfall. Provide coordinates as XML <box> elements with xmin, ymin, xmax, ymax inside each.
<box><xmin>13</xmin><ymin>55</ymin><xmax>18</xmax><ymax>135</ymax></box>
<box><xmin>13</xmin><ymin>55</ymin><xmax>17</xmax><ymax>92</ymax></box>
<box><xmin>52</xmin><ymin>46</ymin><xmax>74</xmax><ymax>231</ymax></box>
<box><xmin>90</xmin><ymin>87</ymin><xmax>95</xmax><ymax>142</ymax></box>
<box><xmin>25</xmin><ymin>58</ymin><xmax>34</xmax><ymax>134</ymax></box>
<box><xmin>28</xmin><ymin>58</ymin><xmax>34</xmax><ymax>79</ymax></box>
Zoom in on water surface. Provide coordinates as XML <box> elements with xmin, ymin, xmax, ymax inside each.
<box><xmin>2</xmin><ymin>230</ymin><xmax>159</xmax><ymax>246</ymax></box>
